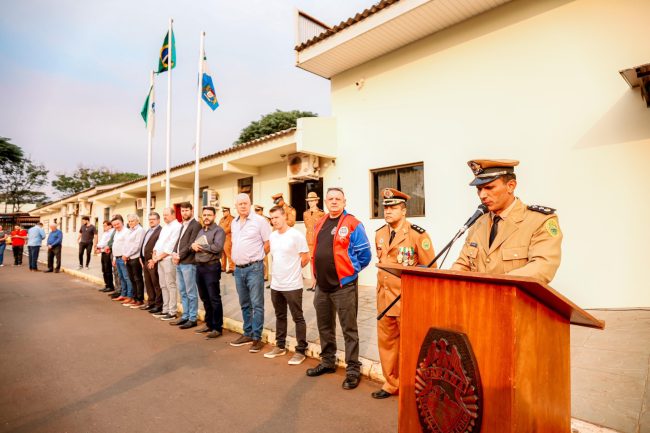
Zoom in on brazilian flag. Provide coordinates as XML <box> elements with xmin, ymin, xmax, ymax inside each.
<box><xmin>157</xmin><ymin>30</ymin><xmax>176</xmax><ymax>73</ymax></box>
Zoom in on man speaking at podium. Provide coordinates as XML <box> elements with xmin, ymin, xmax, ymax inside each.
<box><xmin>452</xmin><ymin>159</ymin><xmax>562</xmax><ymax>284</ymax></box>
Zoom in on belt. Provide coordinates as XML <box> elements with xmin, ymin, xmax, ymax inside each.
<box><xmin>236</xmin><ymin>259</ymin><xmax>262</xmax><ymax>269</ymax></box>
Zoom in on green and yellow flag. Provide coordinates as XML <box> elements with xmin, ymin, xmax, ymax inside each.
<box><xmin>157</xmin><ymin>30</ymin><xmax>176</xmax><ymax>73</ymax></box>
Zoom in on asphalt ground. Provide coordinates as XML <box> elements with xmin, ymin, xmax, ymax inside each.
<box><xmin>0</xmin><ymin>267</ymin><xmax>397</xmax><ymax>433</ymax></box>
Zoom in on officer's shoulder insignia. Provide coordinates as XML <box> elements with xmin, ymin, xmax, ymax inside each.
<box><xmin>376</xmin><ymin>224</ymin><xmax>387</xmax><ymax>232</ymax></box>
<box><xmin>411</xmin><ymin>224</ymin><xmax>426</xmax><ymax>234</ymax></box>
<box><xmin>545</xmin><ymin>218</ymin><xmax>560</xmax><ymax>237</ymax></box>
<box><xmin>528</xmin><ymin>205</ymin><xmax>556</xmax><ymax>215</ymax></box>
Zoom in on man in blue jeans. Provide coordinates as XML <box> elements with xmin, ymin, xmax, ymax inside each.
<box><xmin>171</xmin><ymin>202</ymin><xmax>201</xmax><ymax>329</ymax></box>
<box><xmin>0</xmin><ymin>224</ymin><xmax>7</xmax><ymax>267</ymax></box>
<box><xmin>230</xmin><ymin>193</ymin><xmax>271</xmax><ymax>353</ymax></box>
<box><xmin>110</xmin><ymin>215</ymin><xmax>134</xmax><ymax>303</ymax></box>
<box><xmin>27</xmin><ymin>223</ymin><xmax>46</xmax><ymax>271</ymax></box>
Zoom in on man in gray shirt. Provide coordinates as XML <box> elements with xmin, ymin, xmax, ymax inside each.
<box><xmin>191</xmin><ymin>207</ymin><xmax>226</xmax><ymax>339</ymax></box>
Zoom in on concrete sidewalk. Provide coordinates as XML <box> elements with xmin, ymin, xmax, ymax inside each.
<box><xmin>6</xmin><ymin>246</ymin><xmax>649</xmax><ymax>433</ymax></box>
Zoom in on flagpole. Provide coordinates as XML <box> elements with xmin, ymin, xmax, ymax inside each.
<box><xmin>193</xmin><ymin>31</ymin><xmax>205</xmax><ymax>217</ymax></box>
<box><xmin>165</xmin><ymin>17</ymin><xmax>173</xmax><ymax>208</ymax></box>
<box><xmin>146</xmin><ymin>70</ymin><xmax>154</xmax><ymax>224</ymax></box>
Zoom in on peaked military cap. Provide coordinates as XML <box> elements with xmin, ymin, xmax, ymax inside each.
<box><xmin>222</xmin><ymin>206</ymin><xmax>230</xmax><ymax>211</ymax></box>
<box><xmin>254</xmin><ymin>205</ymin><xmax>264</xmax><ymax>211</ymax></box>
<box><xmin>467</xmin><ymin>159</ymin><xmax>519</xmax><ymax>186</ymax></box>
<box><xmin>382</xmin><ymin>188</ymin><xmax>411</xmax><ymax>206</ymax></box>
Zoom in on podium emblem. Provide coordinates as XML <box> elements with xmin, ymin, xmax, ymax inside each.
<box><xmin>415</xmin><ymin>328</ymin><xmax>483</xmax><ymax>433</ymax></box>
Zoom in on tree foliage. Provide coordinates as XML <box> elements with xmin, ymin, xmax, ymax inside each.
<box><xmin>52</xmin><ymin>166</ymin><xmax>142</xmax><ymax>196</ymax></box>
<box><xmin>0</xmin><ymin>158</ymin><xmax>49</xmax><ymax>212</ymax></box>
<box><xmin>0</xmin><ymin>137</ymin><xmax>24</xmax><ymax>165</ymax></box>
<box><xmin>234</xmin><ymin>110</ymin><xmax>317</xmax><ymax>145</ymax></box>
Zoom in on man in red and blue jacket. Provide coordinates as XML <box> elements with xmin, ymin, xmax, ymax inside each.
<box><xmin>306</xmin><ymin>187</ymin><xmax>372</xmax><ymax>390</ymax></box>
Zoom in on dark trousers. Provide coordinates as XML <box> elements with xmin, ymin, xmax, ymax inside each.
<box><xmin>196</xmin><ymin>262</ymin><xmax>223</xmax><ymax>332</ymax></box>
<box><xmin>143</xmin><ymin>259</ymin><xmax>162</xmax><ymax>308</ymax></box>
<box><xmin>314</xmin><ymin>280</ymin><xmax>361</xmax><ymax>376</ymax></box>
<box><xmin>47</xmin><ymin>245</ymin><xmax>61</xmax><ymax>271</ymax></box>
<box><xmin>100</xmin><ymin>252</ymin><xmax>114</xmax><ymax>289</ymax></box>
<box><xmin>126</xmin><ymin>258</ymin><xmax>145</xmax><ymax>302</ymax></box>
<box><xmin>13</xmin><ymin>245</ymin><xmax>24</xmax><ymax>265</ymax></box>
<box><xmin>271</xmin><ymin>288</ymin><xmax>307</xmax><ymax>354</ymax></box>
<box><xmin>28</xmin><ymin>246</ymin><xmax>40</xmax><ymax>270</ymax></box>
<box><xmin>78</xmin><ymin>242</ymin><xmax>92</xmax><ymax>266</ymax></box>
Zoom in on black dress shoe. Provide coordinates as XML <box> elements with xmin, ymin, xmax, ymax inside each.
<box><xmin>148</xmin><ymin>307</ymin><xmax>163</xmax><ymax>314</ymax></box>
<box><xmin>342</xmin><ymin>375</ymin><xmax>361</xmax><ymax>390</ymax></box>
<box><xmin>101</xmin><ymin>288</ymin><xmax>115</xmax><ymax>293</ymax></box>
<box><xmin>194</xmin><ymin>325</ymin><xmax>210</xmax><ymax>334</ymax></box>
<box><xmin>44</xmin><ymin>270</ymin><xmax>53</xmax><ymax>273</ymax></box>
<box><xmin>179</xmin><ymin>320</ymin><xmax>197</xmax><ymax>329</ymax></box>
<box><xmin>109</xmin><ymin>293</ymin><xmax>121</xmax><ymax>299</ymax></box>
<box><xmin>306</xmin><ymin>364</ymin><xmax>336</xmax><ymax>377</ymax></box>
<box><xmin>371</xmin><ymin>389</ymin><xmax>392</xmax><ymax>399</ymax></box>
<box><xmin>170</xmin><ymin>318</ymin><xmax>189</xmax><ymax>326</ymax></box>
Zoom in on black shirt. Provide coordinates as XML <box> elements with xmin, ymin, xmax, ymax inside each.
<box><xmin>79</xmin><ymin>224</ymin><xmax>96</xmax><ymax>244</ymax></box>
<box><xmin>314</xmin><ymin>215</ymin><xmax>341</xmax><ymax>292</ymax></box>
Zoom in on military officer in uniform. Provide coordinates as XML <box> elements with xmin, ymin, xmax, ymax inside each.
<box><xmin>254</xmin><ymin>205</ymin><xmax>272</xmax><ymax>281</ymax></box>
<box><xmin>218</xmin><ymin>207</ymin><xmax>235</xmax><ymax>274</ymax></box>
<box><xmin>303</xmin><ymin>191</ymin><xmax>324</xmax><ymax>292</ymax></box>
<box><xmin>271</xmin><ymin>193</ymin><xmax>296</xmax><ymax>227</ymax></box>
<box><xmin>452</xmin><ymin>159</ymin><xmax>562</xmax><ymax>284</ymax></box>
<box><xmin>373</xmin><ymin>188</ymin><xmax>436</xmax><ymax>399</ymax></box>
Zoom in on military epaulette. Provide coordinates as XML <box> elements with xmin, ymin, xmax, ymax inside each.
<box><xmin>528</xmin><ymin>205</ymin><xmax>556</xmax><ymax>215</ymax></box>
<box><xmin>411</xmin><ymin>224</ymin><xmax>426</xmax><ymax>234</ymax></box>
<box><xmin>376</xmin><ymin>224</ymin><xmax>387</xmax><ymax>232</ymax></box>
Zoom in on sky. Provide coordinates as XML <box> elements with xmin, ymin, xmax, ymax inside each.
<box><xmin>0</xmin><ymin>0</ymin><xmax>376</xmax><ymax>182</ymax></box>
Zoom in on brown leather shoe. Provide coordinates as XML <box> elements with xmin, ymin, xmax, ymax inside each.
<box><xmin>112</xmin><ymin>296</ymin><xmax>126</xmax><ymax>302</ymax></box>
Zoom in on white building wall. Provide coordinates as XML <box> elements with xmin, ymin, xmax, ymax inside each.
<box><xmin>328</xmin><ymin>0</ymin><xmax>650</xmax><ymax>307</ymax></box>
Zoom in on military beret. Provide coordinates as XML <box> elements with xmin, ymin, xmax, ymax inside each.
<box><xmin>467</xmin><ymin>159</ymin><xmax>519</xmax><ymax>186</ymax></box>
<box><xmin>382</xmin><ymin>188</ymin><xmax>410</xmax><ymax>206</ymax></box>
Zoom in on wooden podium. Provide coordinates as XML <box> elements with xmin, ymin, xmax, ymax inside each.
<box><xmin>379</xmin><ymin>265</ymin><xmax>605</xmax><ymax>433</ymax></box>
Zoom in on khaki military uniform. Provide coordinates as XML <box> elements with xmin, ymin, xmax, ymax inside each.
<box><xmin>376</xmin><ymin>219</ymin><xmax>436</xmax><ymax>394</ymax></box>
<box><xmin>260</xmin><ymin>214</ymin><xmax>272</xmax><ymax>280</ymax></box>
<box><xmin>452</xmin><ymin>198</ymin><xmax>562</xmax><ymax>284</ymax></box>
<box><xmin>283</xmin><ymin>203</ymin><xmax>296</xmax><ymax>227</ymax></box>
<box><xmin>219</xmin><ymin>214</ymin><xmax>235</xmax><ymax>272</ymax></box>
<box><xmin>303</xmin><ymin>208</ymin><xmax>325</xmax><ymax>257</ymax></box>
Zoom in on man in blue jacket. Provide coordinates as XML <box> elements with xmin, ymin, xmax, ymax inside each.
<box><xmin>306</xmin><ymin>187</ymin><xmax>372</xmax><ymax>390</ymax></box>
<box><xmin>45</xmin><ymin>223</ymin><xmax>63</xmax><ymax>273</ymax></box>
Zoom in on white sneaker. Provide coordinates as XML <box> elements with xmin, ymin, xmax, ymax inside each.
<box><xmin>288</xmin><ymin>353</ymin><xmax>306</xmax><ymax>365</ymax></box>
<box><xmin>264</xmin><ymin>347</ymin><xmax>287</xmax><ymax>358</ymax></box>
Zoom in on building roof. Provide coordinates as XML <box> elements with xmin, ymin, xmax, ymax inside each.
<box><xmin>95</xmin><ymin>127</ymin><xmax>297</xmax><ymax>196</ymax></box>
<box><xmin>295</xmin><ymin>0</ymin><xmax>513</xmax><ymax>79</ymax></box>
<box><xmin>295</xmin><ymin>0</ymin><xmax>399</xmax><ymax>52</ymax></box>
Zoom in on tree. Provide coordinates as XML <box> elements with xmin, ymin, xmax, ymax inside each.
<box><xmin>52</xmin><ymin>166</ymin><xmax>142</xmax><ymax>196</ymax></box>
<box><xmin>0</xmin><ymin>158</ymin><xmax>49</xmax><ymax>212</ymax></box>
<box><xmin>0</xmin><ymin>137</ymin><xmax>24</xmax><ymax>165</ymax></box>
<box><xmin>234</xmin><ymin>109</ymin><xmax>317</xmax><ymax>145</ymax></box>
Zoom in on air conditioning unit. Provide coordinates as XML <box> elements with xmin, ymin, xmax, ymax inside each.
<box><xmin>135</xmin><ymin>197</ymin><xmax>156</xmax><ymax>210</ymax></box>
<box><xmin>287</xmin><ymin>153</ymin><xmax>320</xmax><ymax>182</ymax></box>
<box><xmin>202</xmin><ymin>189</ymin><xmax>219</xmax><ymax>207</ymax></box>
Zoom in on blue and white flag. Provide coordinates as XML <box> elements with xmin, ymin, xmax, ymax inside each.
<box><xmin>201</xmin><ymin>59</ymin><xmax>219</xmax><ymax>111</ymax></box>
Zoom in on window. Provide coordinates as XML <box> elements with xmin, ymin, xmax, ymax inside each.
<box><xmin>238</xmin><ymin>177</ymin><xmax>253</xmax><ymax>203</ymax></box>
<box><xmin>103</xmin><ymin>207</ymin><xmax>110</xmax><ymax>223</ymax></box>
<box><xmin>371</xmin><ymin>163</ymin><xmax>425</xmax><ymax>218</ymax></box>
<box><xmin>72</xmin><ymin>216</ymin><xmax>77</xmax><ymax>233</ymax></box>
<box><xmin>290</xmin><ymin>178</ymin><xmax>324</xmax><ymax>222</ymax></box>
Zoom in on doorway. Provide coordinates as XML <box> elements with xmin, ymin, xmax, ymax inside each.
<box><xmin>290</xmin><ymin>178</ymin><xmax>323</xmax><ymax>222</ymax></box>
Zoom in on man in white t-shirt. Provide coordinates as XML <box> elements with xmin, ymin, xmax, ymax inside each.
<box><xmin>264</xmin><ymin>205</ymin><xmax>310</xmax><ymax>365</ymax></box>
